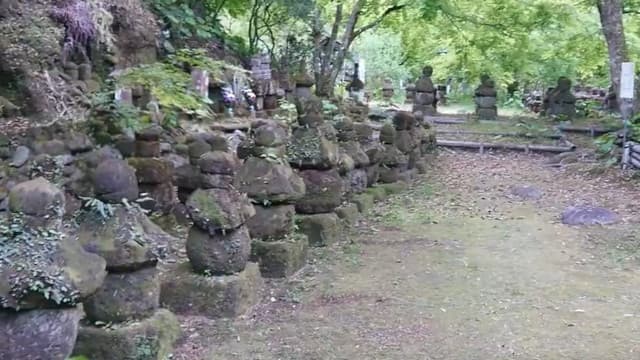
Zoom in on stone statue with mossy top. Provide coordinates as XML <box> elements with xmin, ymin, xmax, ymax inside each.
<box><xmin>161</xmin><ymin>148</ymin><xmax>263</xmax><ymax>319</ymax></box>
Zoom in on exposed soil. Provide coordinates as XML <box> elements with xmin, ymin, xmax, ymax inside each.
<box><xmin>170</xmin><ymin>146</ymin><xmax>640</xmax><ymax>360</ymax></box>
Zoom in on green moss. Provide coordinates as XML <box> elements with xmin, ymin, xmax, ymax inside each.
<box><xmin>365</xmin><ymin>187</ymin><xmax>388</xmax><ymax>202</ymax></box>
<box><xmin>188</xmin><ymin>189</ymin><xmax>226</xmax><ymax>227</ymax></box>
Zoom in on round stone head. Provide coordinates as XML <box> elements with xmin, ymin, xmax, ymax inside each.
<box><xmin>480</xmin><ymin>74</ymin><xmax>491</xmax><ymax>86</ymax></box>
<box><xmin>422</xmin><ymin>66</ymin><xmax>433</xmax><ymax>77</ymax></box>
<box><xmin>557</xmin><ymin>77</ymin><xmax>571</xmax><ymax>91</ymax></box>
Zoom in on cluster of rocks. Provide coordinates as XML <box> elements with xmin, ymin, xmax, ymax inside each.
<box><xmin>543</xmin><ymin>77</ymin><xmax>576</xmax><ymax>119</ymax></box>
<box><xmin>73</xmin><ymin>162</ymin><xmax>180</xmax><ymax>359</ymax></box>
<box><xmin>161</xmin><ymin>148</ymin><xmax>262</xmax><ymax>318</ymax></box>
<box><xmin>475</xmin><ymin>75</ymin><xmax>498</xmax><ymax>120</ymax></box>
<box><xmin>235</xmin><ymin>120</ymin><xmax>309</xmax><ymax>277</ymax></box>
<box><xmin>287</xmin><ymin>96</ymin><xmax>343</xmax><ymax>247</ymax></box>
<box><xmin>0</xmin><ymin>178</ymin><xmax>107</xmax><ymax>360</ymax></box>
<box><xmin>413</xmin><ymin>66</ymin><xmax>437</xmax><ymax>116</ymax></box>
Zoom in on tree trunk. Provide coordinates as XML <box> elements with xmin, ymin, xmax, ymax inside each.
<box><xmin>597</xmin><ymin>0</ymin><xmax>628</xmax><ymax>111</ymax></box>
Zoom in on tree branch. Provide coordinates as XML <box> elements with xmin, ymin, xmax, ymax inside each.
<box><xmin>350</xmin><ymin>4</ymin><xmax>407</xmax><ymax>43</ymax></box>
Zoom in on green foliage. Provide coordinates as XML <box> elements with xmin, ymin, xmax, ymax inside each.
<box><xmin>147</xmin><ymin>0</ymin><xmax>224</xmax><ymax>39</ymax></box>
<box><xmin>90</xmin><ymin>86</ymin><xmax>147</xmax><ymax>138</ymax></box>
<box><xmin>168</xmin><ymin>48</ymin><xmax>249</xmax><ymax>82</ymax></box>
<box><xmin>117</xmin><ymin>62</ymin><xmax>213</xmax><ymax>125</ymax></box>
<box><xmin>67</xmin><ymin>356</ymin><xmax>89</xmax><ymax>360</ymax></box>
<box><xmin>352</xmin><ymin>29</ymin><xmax>411</xmax><ymax>91</ymax></box>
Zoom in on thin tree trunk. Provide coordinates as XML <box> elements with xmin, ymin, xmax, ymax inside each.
<box><xmin>597</xmin><ymin>0</ymin><xmax>628</xmax><ymax>111</ymax></box>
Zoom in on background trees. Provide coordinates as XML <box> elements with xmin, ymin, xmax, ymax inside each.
<box><xmin>144</xmin><ymin>0</ymin><xmax>640</xmax><ymax>102</ymax></box>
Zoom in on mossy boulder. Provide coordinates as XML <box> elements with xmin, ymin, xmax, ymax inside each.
<box><xmin>73</xmin><ymin>309</ymin><xmax>180</xmax><ymax>360</ymax></box>
<box><xmin>0</xmin><ymin>221</ymin><xmax>107</xmax><ymax>309</ymax></box>
<box><xmin>245</xmin><ymin>204</ymin><xmax>295</xmax><ymax>241</ymax></box>
<box><xmin>235</xmin><ymin>157</ymin><xmax>305</xmax><ymax>204</ymax></box>
<box><xmin>380</xmin><ymin>123</ymin><xmax>396</xmax><ymax>145</ymax></box>
<box><xmin>381</xmin><ymin>145</ymin><xmax>408</xmax><ymax>167</ymax></box>
<box><xmin>83</xmin><ymin>267</ymin><xmax>160</xmax><ymax>323</ymax></box>
<box><xmin>337</xmin><ymin>152</ymin><xmax>355</xmax><ymax>175</ymax></box>
<box><xmin>8</xmin><ymin>177</ymin><xmax>65</xmax><ymax>227</ymax></box>
<box><xmin>0</xmin><ymin>307</ymin><xmax>83</xmax><ymax>360</ymax></box>
<box><xmin>200</xmin><ymin>173</ymin><xmax>234</xmax><ymax>190</ymax></box>
<box><xmin>395</xmin><ymin>130</ymin><xmax>420</xmax><ymax>154</ymax></box>
<box><xmin>393</xmin><ymin>111</ymin><xmax>417</xmax><ymax>130</ymax></box>
<box><xmin>160</xmin><ymin>262</ymin><xmax>263</xmax><ymax>319</ymax></box>
<box><xmin>186</xmin><ymin>189</ymin><xmax>255</xmax><ymax>233</ymax></box>
<box><xmin>93</xmin><ymin>159</ymin><xmax>139</xmax><ymax>203</ymax></box>
<box><xmin>352</xmin><ymin>192</ymin><xmax>375</xmax><ymax>214</ymax></box>
<box><xmin>174</xmin><ymin>164</ymin><xmax>201</xmax><ymax>191</ymax></box>
<box><xmin>253</xmin><ymin>123</ymin><xmax>288</xmax><ymax>147</ymax></box>
<box><xmin>295</xmin><ymin>169</ymin><xmax>343</xmax><ymax>214</ymax></box>
<box><xmin>186</xmin><ymin>226</ymin><xmax>251</xmax><ymax>275</ymax></box>
<box><xmin>127</xmin><ymin>158</ymin><xmax>173</xmax><ymax>185</ymax></box>
<box><xmin>251</xmin><ymin>234</ymin><xmax>309</xmax><ymax>278</ymax></box>
<box><xmin>340</xmin><ymin>141</ymin><xmax>369</xmax><ymax>168</ymax></box>
<box><xmin>198</xmin><ymin>151</ymin><xmax>240</xmax><ymax>175</ymax></box>
<box><xmin>76</xmin><ymin>206</ymin><xmax>158</xmax><ymax>272</ymax></box>
<box><xmin>188</xmin><ymin>140</ymin><xmax>211</xmax><ymax>163</ymax></box>
<box><xmin>366</xmin><ymin>163</ymin><xmax>381</xmax><ymax>187</ymax></box>
<box><xmin>335</xmin><ymin>203</ymin><xmax>360</xmax><ymax>226</ymax></box>
<box><xmin>287</xmin><ymin>127</ymin><xmax>339</xmax><ymax>170</ymax></box>
<box><xmin>296</xmin><ymin>213</ymin><xmax>342</xmax><ymax>247</ymax></box>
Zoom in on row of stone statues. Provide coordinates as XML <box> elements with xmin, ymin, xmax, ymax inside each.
<box><xmin>402</xmin><ymin>67</ymin><xmax>577</xmax><ymax>120</ymax></box>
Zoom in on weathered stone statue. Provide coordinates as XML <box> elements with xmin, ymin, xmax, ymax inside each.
<box><xmin>413</xmin><ymin>66</ymin><xmax>437</xmax><ymax>116</ymax></box>
<box><xmin>546</xmin><ymin>77</ymin><xmax>576</xmax><ymax>119</ymax></box>
<box><xmin>475</xmin><ymin>74</ymin><xmax>498</xmax><ymax>120</ymax></box>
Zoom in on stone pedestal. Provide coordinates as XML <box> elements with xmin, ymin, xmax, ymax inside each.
<box><xmin>161</xmin><ymin>262</ymin><xmax>263</xmax><ymax>318</ymax></box>
<box><xmin>296</xmin><ymin>213</ymin><xmax>341</xmax><ymax>247</ymax></box>
<box><xmin>251</xmin><ymin>234</ymin><xmax>309</xmax><ymax>278</ymax></box>
<box><xmin>73</xmin><ymin>309</ymin><xmax>180</xmax><ymax>360</ymax></box>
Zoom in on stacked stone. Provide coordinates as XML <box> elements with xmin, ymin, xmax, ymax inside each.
<box><xmin>287</xmin><ymin>96</ymin><xmax>343</xmax><ymax>247</ymax></box>
<box><xmin>73</xmin><ymin>159</ymin><xmax>180</xmax><ymax>360</ymax></box>
<box><xmin>413</xmin><ymin>66</ymin><xmax>437</xmax><ymax>116</ymax></box>
<box><xmin>475</xmin><ymin>75</ymin><xmax>498</xmax><ymax>120</ymax></box>
<box><xmin>127</xmin><ymin>126</ymin><xmax>176</xmax><ymax>214</ymax></box>
<box><xmin>235</xmin><ymin>120</ymin><xmax>309</xmax><ymax>278</ymax></box>
<box><xmin>175</xmin><ymin>132</ymin><xmax>229</xmax><ymax>203</ymax></box>
<box><xmin>393</xmin><ymin>111</ymin><xmax>424</xmax><ymax>175</ymax></box>
<box><xmin>378</xmin><ymin>123</ymin><xmax>409</xmax><ymax>184</ymax></box>
<box><xmin>382</xmin><ymin>78</ymin><xmax>395</xmax><ymax>101</ymax></box>
<box><xmin>161</xmin><ymin>151</ymin><xmax>263</xmax><ymax>318</ymax></box>
<box><xmin>1</xmin><ymin>178</ymin><xmax>107</xmax><ymax>360</ymax></box>
<box><xmin>353</xmin><ymin>122</ymin><xmax>385</xmax><ymax>187</ymax></box>
<box><xmin>545</xmin><ymin>77</ymin><xmax>576</xmax><ymax>119</ymax></box>
<box><xmin>335</xmin><ymin>117</ymin><xmax>370</xmax><ymax>197</ymax></box>
<box><xmin>405</xmin><ymin>82</ymin><xmax>416</xmax><ymax>104</ymax></box>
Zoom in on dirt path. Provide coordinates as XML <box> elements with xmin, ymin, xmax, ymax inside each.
<box><xmin>173</xmin><ymin>151</ymin><xmax>640</xmax><ymax>360</ymax></box>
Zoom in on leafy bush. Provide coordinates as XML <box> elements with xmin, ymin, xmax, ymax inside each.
<box><xmin>147</xmin><ymin>0</ymin><xmax>223</xmax><ymax>39</ymax></box>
